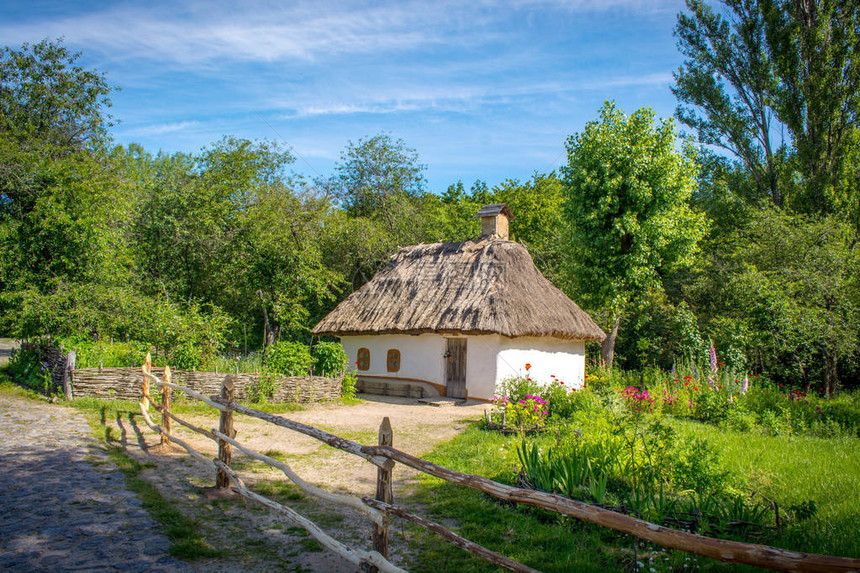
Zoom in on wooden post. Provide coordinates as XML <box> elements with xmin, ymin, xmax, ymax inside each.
<box><xmin>216</xmin><ymin>375</ymin><xmax>236</xmax><ymax>489</ymax></box>
<box><xmin>372</xmin><ymin>417</ymin><xmax>394</xmax><ymax>563</ymax></box>
<box><xmin>161</xmin><ymin>365</ymin><xmax>172</xmax><ymax>446</ymax></box>
<box><xmin>141</xmin><ymin>353</ymin><xmax>152</xmax><ymax>411</ymax></box>
<box><xmin>62</xmin><ymin>350</ymin><xmax>75</xmax><ymax>401</ymax></box>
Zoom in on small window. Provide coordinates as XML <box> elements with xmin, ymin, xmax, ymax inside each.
<box><xmin>387</xmin><ymin>349</ymin><xmax>401</xmax><ymax>372</ymax></box>
<box><xmin>357</xmin><ymin>348</ymin><xmax>370</xmax><ymax>371</ymax></box>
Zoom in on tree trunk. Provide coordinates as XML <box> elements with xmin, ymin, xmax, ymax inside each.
<box><xmin>257</xmin><ymin>289</ymin><xmax>276</xmax><ymax>347</ymax></box>
<box><xmin>600</xmin><ymin>312</ymin><xmax>622</xmax><ymax>368</ymax></box>
<box><xmin>824</xmin><ymin>345</ymin><xmax>838</xmax><ymax>397</ymax></box>
<box><xmin>261</xmin><ymin>306</ymin><xmax>276</xmax><ymax>347</ymax></box>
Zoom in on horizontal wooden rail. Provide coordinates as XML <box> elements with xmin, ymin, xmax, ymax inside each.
<box><xmin>361</xmin><ymin>445</ymin><xmax>860</xmax><ymax>573</ymax></box>
<box><xmin>142</xmin><ymin>371</ymin><xmax>229</xmax><ymax>412</ymax></box>
<box><xmin>213</xmin><ymin>460</ymin><xmax>405</xmax><ymax>573</ymax></box>
<box><xmin>212</xmin><ymin>397</ymin><xmax>392</xmax><ymax>469</ymax></box>
<box><xmin>210</xmin><ymin>429</ymin><xmax>385</xmax><ymax>526</ymax></box>
<box><xmin>142</xmin><ymin>390</ymin><xmax>219</xmax><ymax>441</ymax></box>
<box><xmin>139</xmin><ymin>366</ymin><xmax>860</xmax><ymax>573</ymax></box>
<box><xmin>362</xmin><ymin>498</ymin><xmax>540</xmax><ymax>573</ymax></box>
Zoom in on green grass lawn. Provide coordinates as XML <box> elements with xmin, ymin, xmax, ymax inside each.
<box><xmin>406</xmin><ymin>420</ymin><xmax>860</xmax><ymax>572</ymax></box>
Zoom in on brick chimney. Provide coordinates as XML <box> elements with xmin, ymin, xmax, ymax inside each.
<box><xmin>475</xmin><ymin>203</ymin><xmax>513</xmax><ymax>240</ymax></box>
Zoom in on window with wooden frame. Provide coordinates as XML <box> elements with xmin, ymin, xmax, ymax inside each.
<box><xmin>357</xmin><ymin>348</ymin><xmax>370</xmax><ymax>371</ymax></box>
<box><xmin>386</xmin><ymin>349</ymin><xmax>401</xmax><ymax>372</ymax></box>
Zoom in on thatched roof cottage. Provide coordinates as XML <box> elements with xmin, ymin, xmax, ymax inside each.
<box><xmin>312</xmin><ymin>204</ymin><xmax>605</xmax><ymax>401</ymax></box>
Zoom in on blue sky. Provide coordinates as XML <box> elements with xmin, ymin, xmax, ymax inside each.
<box><xmin>2</xmin><ymin>0</ymin><xmax>688</xmax><ymax>191</ymax></box>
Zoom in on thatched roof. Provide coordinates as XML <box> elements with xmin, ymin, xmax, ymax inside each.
<box><xmin>313</xmin><ymin>238</ymin><xmax>606</xmax><ymax>341</ymax></box>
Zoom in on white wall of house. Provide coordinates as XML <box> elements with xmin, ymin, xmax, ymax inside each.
<box><xmin>341</xmin><ymin>333</ymin><xmax>446</xmax><ymax>384</ymax></box>
<box><xmin>340</xmin><ymin>333</ymin><xmax>586</xmax><ymax>401</ymax></box>
<box><xmin>495</xmin><ymin>337</ymin><xmax>586</xmax><ymax>392</ymax></box>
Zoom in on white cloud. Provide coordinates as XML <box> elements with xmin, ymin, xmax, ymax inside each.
<box><xmin>1</xmin><ymin>0</ymin><xmax>681</xmax><ymax>65</ymax></box>
<box><xmin>121</xmin><ymin>121</ymin><xmax>201</xmax><ymax>136</ymax></box>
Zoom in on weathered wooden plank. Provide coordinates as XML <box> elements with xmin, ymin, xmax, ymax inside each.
<box><xmin>372</xmin><ymin>418</ymin><xmax>394</xmax><ymax>561</ymax></box>
<box><xmin>216</xmin><ymin>376</ymin><xmax>235</xmax><ymax>489</ymax></box>
<box><xmin>209</xmin><ymin>429</ymin><xmax>383</xmax><ymax>526</ymax></box>
<box><xmin>212</xmin><ymin>398</ymin><xmax>392</xmax><ymax>469</ymax></box>
<box><xmin>360</xmin><ymin>445</ymin><xmax>860</xmax><ymax>573</ymax></box>
<box><xmin>212</xmin><ymin>460</ymin><xmax>404</xmax><ymax>573</ymax></box>
<box><xmin>362</xmin><ymin>498</ymin><xmax>541</xmax><ymax>573</ymax></box>
<box><xmin>161</xmin><ymin>366</ymin><xmax>172</xmax><ymax>446</ymax></box>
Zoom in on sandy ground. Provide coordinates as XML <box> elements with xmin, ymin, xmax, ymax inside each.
<box><xmin>110</xmin><ymin>394</ymin><xmax>488</xmax><ymax>572</ymax></box>
<box><xmin>0</xmin><ymin>338</ymin><xmax>19</xmax><ymax>366</ymax></box>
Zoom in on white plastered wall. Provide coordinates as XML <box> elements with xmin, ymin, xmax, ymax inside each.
<box><xmin>495</xmin><ymin>337</ymin><xmax>586</xmax><ymax>392</ymax></box>
<box><xmin>340</xmin><ymin>334</ymin><xmax>446</xmax><ymax>385</ymax></box>
<box><xmin>339</xmin><ymin>333</ymin><xmax>586</xmax><ymax>401</ymax></box>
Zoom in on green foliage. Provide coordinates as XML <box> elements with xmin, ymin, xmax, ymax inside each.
<box><xmin>263</xmin><ymin>340</ymin><xmax>312</xmax><ymax>375</ymax></box>
<box><xmin>246</xmin><ymin>372</ymin><xmax>278</xmax><ymax>404</ymax></box>
<box><xmin>311</xmin><ymin>341</ymin><xmax>347</xmax><ymax>376</ymax></box>
<box><xmin>341</xmin><ymin>371</ymin><xmax>357</xmax><ymax>399</ymax></box>
<box><xmin>60</xmin><ymin>338</ymin><xmax>149</xmax><ymax>369</ymax></box>
<box><xmin>325</xmin><ymin>132</ymin><xmax>426</xmax><ymax>219</ymax></box>
<box><xmin>496</xmin><ymin>375</ymin><xmax>543</xmax><ymax>403</ymax></box>
<box><xmin>561</xmin><ymin>101</ymin><xmax>707</xmax><ymax>313</ymax></box>
<box><xmin>0</xmin><ymin>38</ymin><xmax>114</xmax><ymax>150</ymax></box>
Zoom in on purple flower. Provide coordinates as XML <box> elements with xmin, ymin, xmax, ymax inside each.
<box><xmin>710</xmin><ymin>344</ymin><xmax>718</xmax><ymax>372</ymax></box>
<box><xmin>741</xmin><ymin>374</ymin><xmax>749</xmax><ymax>394</ymax></box>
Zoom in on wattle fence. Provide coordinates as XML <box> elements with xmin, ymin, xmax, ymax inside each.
<box><xmin>135</xmin><ymin>353</ymin><xmax>860</xmax><ymax>573</ymax></box>
<box><xmin>54</xmin><ymin>351</ymin><xmax>341</xmax><ymax>404</ymax></box>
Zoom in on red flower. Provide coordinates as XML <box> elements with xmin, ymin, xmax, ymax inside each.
<box><xmin>673</xmin><ymin>379</ymin><xmax>679</xmax><ymax>382</ymax></box>
<box><xmin>684</xmin><ymin>382</ymin><xmax>689</xmax><ymax>386</ymax></box>
<box><xmin>694</xmin><ymin>387</ymin><xmax>699</xmax><ymax>391</ymax></box>
<box><xmin>525</xmin><ymin>363</ymin><xmax>532</xmax><ymax>370</ymax></box>
<box><xmin>718</xmin><ymin>362</ymin><xmax>724</xmax><ymax>365</ymax></box>
<box><xmin>684</xmin><ymin>375</ymin><xmax>693</xmax><ymax>381</ymax></box>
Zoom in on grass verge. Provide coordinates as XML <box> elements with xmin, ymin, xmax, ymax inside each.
<box><xmin>407</xmin><ymin>420</ymin><xmax>860</xmax><ymax>572</ymax></box>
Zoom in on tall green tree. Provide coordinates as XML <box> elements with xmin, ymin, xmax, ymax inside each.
<box><xmin>673</xmin><ymin>0</ymin><xmax>784</xmax><ymax>206</ymax></box>
<box><xmin>561</xmin><ymin>102</ymin><xmax>708</xmax><ymax>367</ymax></box>
<box><xmin>326</xmin><ymin>132</ymin><xmax>426</xmax><ymax>221</ymax></box>
<box><xmin>674</xmin><ymin>0</ymin><xmax>860</xmax><ymax>217</ymax></box>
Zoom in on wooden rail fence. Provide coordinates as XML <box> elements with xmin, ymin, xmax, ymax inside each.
<box><xmin>136</xmin><ymin>354</ymin><xmax>860</xmax><ymax>573</ymax></box>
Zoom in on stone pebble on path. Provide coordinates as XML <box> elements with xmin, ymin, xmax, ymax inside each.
<box><xmin>0</xmin><ymin>394</ymin><xmax>190</xmax><ymax>572</ymax></box>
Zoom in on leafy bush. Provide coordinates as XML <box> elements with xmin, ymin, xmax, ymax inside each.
<box><xmin>7</xmin><ymin>339</ymin><xmax>58</xmax><ymax>394</ymax></box>
<box><xmin>264</xmin><ymin>341</ymin><xmax>312</xmax><ymax>375</ymax></box>
<box><xmin>341</xmin><ymin>371</ymin><xmax>357</xmax><ymax>399</ymax></box>
<box><xmin>14</xmin><ymin>284</ymin><xmax>231</xmax><ymax>368</ymax></box>
<box><xmin>312</xmin><ymin>342</ymin><xmax>348</xmax><ymax>376</ymax></box>
<box><xmin>246</xmin><ymin>372</ymin><xmax>278</xmax><ymax>404</ymax></box>
<box><xmin>497</xmin><ymin>375</ymin><xmax>542</xmax><ymax>403</ymax></box>
<box><xmin>59</xmin><ymin>338</ymin><xmax>149</xmax><ymax>369</ymax></box>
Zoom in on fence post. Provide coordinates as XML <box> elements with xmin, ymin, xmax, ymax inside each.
<box><xmin>141</xmin><ymin>353</ymin><xmax>152</xmax><ymax>411</ymax></box>
<box><xmin>161</xmin><ymin>365</ymin><xmax>172</xmax><ymax>446</ymax></box>
<box><xmin>372</xmin><ymin>417</ymin><xmax>394</xmax><ymax>562</ymax></box>
<box><xmin>62</xmin><ymin>350</ymin><xmax>75</xmax><ymax>401</ymax></box>
<box><xmin>216</xmin><ymin>375</ymin><xmax>236</xmax><ymax>489</ymax></box>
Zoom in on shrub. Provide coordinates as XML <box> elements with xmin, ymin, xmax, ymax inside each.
<box><xmin>246</xmin><ymin>372</ymin><xmax>278</xmax><ymax>404</ymax></box>
<box><xmin>264</xmin><ymin>341</ymin><xmax>312</xmax><ymax>375</ymax></box>
<box><xmin>312</xmin><ymin>342</ymin><xmax>348</xmax><ymax>376</ymax></box>
<box><xmin>59</xmin><ymin>338</ymin><xmax>149</xmax><ymax>369</ymax></box>
<box><xmin>497</xmin><ymin>375</ymin><xmax>542</xmax><ymax>404</ymax></box>
<box><xmin>341</xmin><ymin>371</ymin><xmax>357</xmax><ymax>399</ymax></box>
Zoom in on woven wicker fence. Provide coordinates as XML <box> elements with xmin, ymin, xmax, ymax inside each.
<box><xmin>69</xmin><ymin>363</ymin><xmax>341</xmax><ymax>403</ymax></box>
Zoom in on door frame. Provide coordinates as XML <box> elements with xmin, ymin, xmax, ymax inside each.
<box><xmin>444</xmin><ymin>337</ymin><xmax>467</xmax><ymax>399</ymax></box>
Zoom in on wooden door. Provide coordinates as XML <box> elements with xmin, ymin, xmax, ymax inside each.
<box><xmin>445</xmin><ymin>338</ymin><xmax>467</xmax><ymax>399</ymax></box>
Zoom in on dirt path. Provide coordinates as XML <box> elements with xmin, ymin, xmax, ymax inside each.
<box><xmin>0</xmin><ymin>392</ymin><xmax>189</xmax><ymax>572</ymax></box>
<box><xmin>108</xmin><ymin>395</ymin><xmax>488</xmax><ymax>571</ymax></box>
<box><xmin>0</xmin><ymin>338</ymin><xmax>19</xmax><ymax>366</ymax></box>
